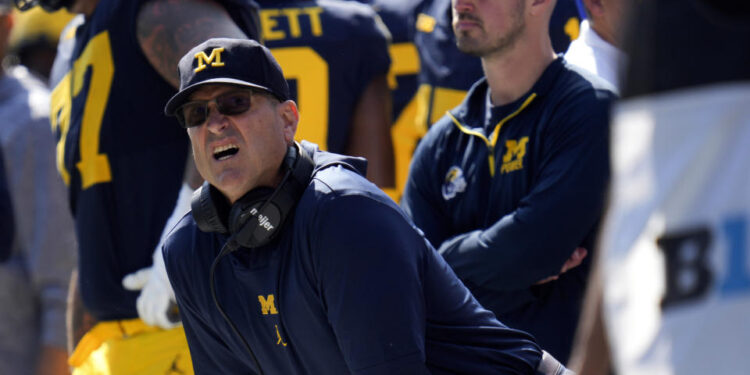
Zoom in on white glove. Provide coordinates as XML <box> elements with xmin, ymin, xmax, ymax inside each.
<box><xmin>122</xmin><ymin>183</ymin><xmax>194</xmax><ymax>329</ymax></box>
<box><xmin>122</xmin><ymin>248</ymin><xmax>180</xmax><ymax>329</ymax></box>
<box><xmin>537</xmin><ymin>350</ymin><xmax>575</xmax><ymax>375</ymax></box>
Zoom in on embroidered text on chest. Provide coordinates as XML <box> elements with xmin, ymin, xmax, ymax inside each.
<box><xmin>258</xmin><ymin>294</ymin><xmax>288</xmax><ymax>346</ymax></box>
<box><xmin>500</xmin><ymin>137</ymin><xmax>529</xmax><ymax>174</ymax></box>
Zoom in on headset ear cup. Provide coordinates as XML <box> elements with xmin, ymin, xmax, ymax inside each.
<box><xmin>228</xmin><ymin>187</ymin><xmax>280</xmax><ymax>248</ymax></box>
<box><xmin>191</xmin><ymin>181</ymin><xmax>230</xmax><ymax>233</ymax></box>
<box><xmin>227</xmin><ymin>143</ymin><xmax>315</xmax><ymax>249</ymax></box>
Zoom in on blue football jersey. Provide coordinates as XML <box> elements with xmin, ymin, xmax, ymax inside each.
<box><xmin>256</xmin><ymin>0</ymin><xmax>391</xmax><ymax>154</ymax></box>
<box><xmin>48</xmin><ymin>0</ymin><xmax>259</xmax><ymax>321</ymax></box>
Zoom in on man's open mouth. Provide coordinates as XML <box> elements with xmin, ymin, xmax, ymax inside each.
<box><xmin>213</xmin><ymin>144</ymin><xmax>239</xmax><ymax>160</ymax></box>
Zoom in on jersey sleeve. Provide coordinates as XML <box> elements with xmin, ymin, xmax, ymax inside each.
<box><xmin>310</xmin><ymin>194</ymin><xmax>430</xmax><ymax>375</ymax></box>
<box><xmin>347</xmin><ymin>4</ymin><xmax>392</xmax><ymax>91</ymax></box>
<box><xmin>438</xmin><ymin>92</ymin><xmax>612</xmax><ymax>291</ymax></box>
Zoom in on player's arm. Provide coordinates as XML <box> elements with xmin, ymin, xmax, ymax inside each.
<box><xmin>432</xmin><ymin>96</ymin><xmax>611</xmax><ymax>291</ymax></box>
<box><xmin>346</xmin><ymin>74</ymin><xmax>394</xmax><ymax>189</ymax></box>
<box><xmin>66</xmin><ymin>270</ymin><xmax>97</xmax><ymax>361</ymax></box>
<box><xmin>121</xmin><ymin>0</ymin><xmax>255</xmax><ymax>328</ymax></box>
<box><xmin>342</xmin><ymin>8</ymin><xmax>394</xmax><ymax>189</ymax></box>
<box><xmin>137</xmin><ymin>0</ymin><xmax>249</xmax><ymax>89</ymax></box>
<box><xmin>568</xmin><ymin>256</ymin><xmax>612</xmax><ymax>375</ymax></box>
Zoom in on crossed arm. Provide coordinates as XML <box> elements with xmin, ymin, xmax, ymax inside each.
<box><xmin>403</xmin><ymin>103</ymin><xmax>610</xmax><ymax>291</ymax></box>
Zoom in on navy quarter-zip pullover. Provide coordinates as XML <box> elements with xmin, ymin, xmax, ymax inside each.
<box><xmin>402</xmin><ymin>57</ymin><xmax>615</xmax><ymax>362</ymax></box>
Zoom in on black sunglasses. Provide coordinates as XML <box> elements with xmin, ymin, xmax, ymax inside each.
<box><xmin>175</xmin><ymin>89</ymin><xmax>255</xmax><ymax>128</ymax></box>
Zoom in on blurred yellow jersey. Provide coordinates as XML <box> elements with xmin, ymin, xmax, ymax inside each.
<box><xmin>70</xmin><ymin>319</ymin><xmax>193</xmax><ymax>375</ymax></box>
<box><xmin>9</xmin><ymin>7</ymin><xmax>74</xmax><ymax>51</ymax></box>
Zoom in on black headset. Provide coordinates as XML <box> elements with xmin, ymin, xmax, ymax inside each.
<box><xmin>191</xmin><ymin>142</ymin><xmax>314</xmax><ymax>375</ymax></box>
<box><xmin>191</xmin><ymin>141</ymin><xmax>315</xmax><ymax>249</ymax></box>
<box><xmin>191</xmin><ymin>142</ymin><xmax>361</xmax><ymax>373</ymax></box>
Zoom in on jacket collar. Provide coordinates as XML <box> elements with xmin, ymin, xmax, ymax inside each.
<box><xmin>450</xmin><ymin>56</ymin><xmax>566</xmax><ymax>127</ymax></box>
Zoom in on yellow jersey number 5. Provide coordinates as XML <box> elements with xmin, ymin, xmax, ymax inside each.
<box><xmin>50</xmin><ymin>31</ymin><xmax>114</xmax><ymax>190</ymax></box>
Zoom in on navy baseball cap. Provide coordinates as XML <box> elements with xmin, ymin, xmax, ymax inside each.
<box><xmin>164</xmin><ymin>38</ymin><xmax>290</xmax><ymax>116</ymax></box>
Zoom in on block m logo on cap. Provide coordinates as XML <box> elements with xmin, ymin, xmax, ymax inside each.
<box><xmin>194</xmin><ymin>47</ymin><xmax>226</xmax><ymax>73</ymax></box>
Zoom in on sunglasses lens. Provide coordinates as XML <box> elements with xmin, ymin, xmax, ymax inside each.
<box><xmin>176</xmin><ymin>90</ymin><xmax>253</xmax><ymax>128</ymax></box>
<box><xmin>216</xmin><ymin>92</ymin><xmax>252</xmax><ymax>115</ymax></box>
<box><xmin>178</xmin><ymin>102</ymin><xmax>209</xmax><ymax>128</ymax></box>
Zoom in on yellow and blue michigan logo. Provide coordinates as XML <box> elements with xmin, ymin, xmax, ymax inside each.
<box><xmin>442</xmin><ymin>166</ymin><xmax>467</xmax><ymax>200</ymax></box>
<box><xmin>500</xmin><ymin>136</ymin><xmax>529</xmax><ymax>174</ymax></box>
<box><xmin>194</xmin><ymin>47</ymin><xmax>225</xmax><ymax>73</ymax></box>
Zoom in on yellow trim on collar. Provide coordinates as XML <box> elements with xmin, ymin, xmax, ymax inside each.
<box><xmin>489</xmin><ymin>93</ymin><xmax>537</xmax><ymax>146</ymax></box>
<box><xmin>446</xmin><ymin>93</ymin><xmax>537</xmax><ymax>176</ymax></box>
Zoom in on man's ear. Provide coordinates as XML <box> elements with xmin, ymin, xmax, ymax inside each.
<box><xmin>530</xmin><ymin>0</ymin><xmax>554</xmax><ymax>16</ymax></box>
<box><xmin>583</xmin><ymin>0</ymin><xmax>604</xmax><ymax>18</ymax></box>
<box><xmin>279</xmin><ymin>100</ymin><xmax>299</xmax><ymax>143</ymax></box>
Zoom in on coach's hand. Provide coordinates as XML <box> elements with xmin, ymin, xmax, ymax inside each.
<box><xmin>535</xmin><ymin>247</ymin><xmax>588</xmax><ymax>285</ymax></box>
<box><xmin>122</xmin><ymin>248</ymin><xmax>180</xmax><ymax>329</ymax></box>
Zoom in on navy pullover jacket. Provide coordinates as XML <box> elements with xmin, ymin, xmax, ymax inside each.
<box><xmin>402</xmin><ymin>57</ymin><xmax>614</xmax><ymax>362</ymax></box>
<box><xmin>164</xmin><ymin>142</ymin><xmax>543</xmax><ymax>374</ymax></box>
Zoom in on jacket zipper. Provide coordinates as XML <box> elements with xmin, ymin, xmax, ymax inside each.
<box><xmin>446</xmin><ymin>93</ymin><xmax>537</xmax><ymax>177</ymax></box>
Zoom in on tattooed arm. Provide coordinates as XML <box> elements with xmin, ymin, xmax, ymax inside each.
<box><xmin>137</xmin><ymin>0</ymin><xmax>249</xmax><ymax>90</ymax></box>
